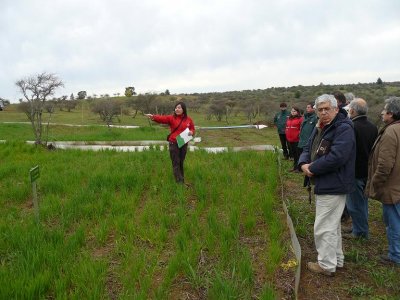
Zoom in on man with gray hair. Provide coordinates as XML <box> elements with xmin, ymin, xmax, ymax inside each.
<box><xmin>345</xmin><ymin>98</ymin><xmax>378</xmax><ymax>238</ymax></box>
<box><xmin>366</xmin><ymin>96</ymin><xmax>400</xmax><ymax>266</ymax></box>
<box><xmin>298</xmin><ymin>94</ymin><xmax>356</xmax><ymax>276</ymax></box>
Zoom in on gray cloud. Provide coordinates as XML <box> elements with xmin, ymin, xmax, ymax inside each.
<box><xmin>1</xmin><ymin>0</ymin><xmax>399</xmax><ymax>102</ymax></box>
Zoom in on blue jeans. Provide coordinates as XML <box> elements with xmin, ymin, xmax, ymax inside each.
<box><xmin>382</xmin><ymin>203</ymin><xmax>400</xmax><ymax>264</ymax></box>
<box><xmin>346</xmin><ymin>178</ymin><xmax>369</xmax><ymax>238</ymax></box>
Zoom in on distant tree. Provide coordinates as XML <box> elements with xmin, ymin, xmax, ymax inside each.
<box><xmin>70</xmin><ymin>93</ymin><xmax>75</xmax><ymax>101</ymax></box>
<box><xmin>240</xmin><ymin>100</ymin><xmax>259</xmax><ymax>123</ymax></box>
<box><xmin>44</xmin><ymin>100</ymin><xmax>56</xmax><ymax>113</ymax></box>
<box><xmin>65</xmin><ymin>99</ymin><xmax>78</xmax><ymax>112</ymax></box>
<box><xmin>127</xmin><ymin>93</ymin><xmax>157</xmax><ymax>118</ymax></box>
<box><xmin>376</xmin><ymin>77</ymin><xmax>383</xmax><ymax>85</ymax></box>
<box><xmin>165</xmin><ymin>89</ymin><xmax>170</xmax><ymax>95</ymax></box>
<box><xmin>56</xmin><ymin>95</ymin><xmax>68</xmax><ymax>111</ymax></box>
<box><xmin>77</xmin><ymin>91</ymin><xmax>87</xmax><ymax>100</ymax></box>
<box><xmin>294</xmin><ymin>90</ymin><xmax>301</xmax><ymax>98</ymax></box>
<box><xmin>207</xmin><ymin>99</ymin><xmax>228</xmax><ymax>122</ymax></box>
<box><xmin>91</xmin><ymin>98</ymin><xmax>122</xmax><ymax>128</ymax></box>
<box><xmin>125</xmin><ymin>87</ymin><xmax>136</xmax><ymax>97</ymax></box>
<box><xmin>186</xmin><ymin>98</ymin><xmax>202</xmax><ymax>113</ymax></box>
<box><xmin>15</xmin><ymin>72</ymin><xmax>64</xmax><ymax>145</ymax></box>
<box><xmin>0</xmin><ymin>97</ymin><xmax>9</xmax><ymax>110</ymax></box>
<box><xmin>153</xmin><ymin>97</ymin><xmax>174</xmax><ymax>115</ymax></box>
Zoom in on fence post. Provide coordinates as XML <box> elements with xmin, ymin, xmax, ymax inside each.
<box><xmin>30</xmin><ymin>165</ymin><xmax>40</xmax><ymax>223</ymax></box>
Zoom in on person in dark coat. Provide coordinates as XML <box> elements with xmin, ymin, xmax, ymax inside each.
<box><xmin>274</xmin><ymin>102</ymin><xmax>290</xmax><ymax>159</ymax></box>
<box><xmin>344</xmin><ymin>98</ymin><xmax>378</xmax><ymax>239</ymax></box>
<box><xmin>333</xmin><ymin>91</ymin><xmax>351</xmax><ymax>223</ymax></box>
<box><xmin>298</xmin><ymin>94</ymin><xmax>356</xmax><ymax>276</ymax></box>
<box><xmin>298</xmin><ymin>102</ymin><xmax>317</xmax><ymax>153</ymax></box>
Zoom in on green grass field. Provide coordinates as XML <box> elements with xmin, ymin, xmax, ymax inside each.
<box><xmin>4</xmin><ymin>105</ymin><xmax>398</xmax><ymax>299</ymax></box>
<box><xmin>0</xmin><ymin>142</ymin><xmax>286</xmax><ymax>299</ymax></box>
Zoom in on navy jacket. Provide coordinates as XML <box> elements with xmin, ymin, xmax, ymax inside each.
<box><xmin>298</xmin><ymin>112</ymin><xmax>356</xmax><ymax>195</ymax></box>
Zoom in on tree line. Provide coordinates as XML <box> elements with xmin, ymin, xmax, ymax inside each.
<box><xmin>11</xmin><ymin>72</ymin><xmax>400</xmax><ymax>145</ymax></box>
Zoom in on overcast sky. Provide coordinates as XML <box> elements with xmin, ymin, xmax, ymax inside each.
<box><xmin>1</xmin><ymin>0</ymin><xmax>399</xmax><ymax>103</ymax></box>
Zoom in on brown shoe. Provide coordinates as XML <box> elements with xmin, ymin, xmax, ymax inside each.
<box><xmin>307</xmin><ymin>262</ymin><xmax>334</xmax><ymax>277</ymax></box>
<box><xmin>342</xmin><ymin>225</ymin><xmax>353</xmax><ymax>234</ymax></box>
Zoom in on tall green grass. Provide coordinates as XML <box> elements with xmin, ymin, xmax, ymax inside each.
<box><xmin>0</xmin><ymin>142</ymin><xmax>284</xmax><ymax>298</ymax></box>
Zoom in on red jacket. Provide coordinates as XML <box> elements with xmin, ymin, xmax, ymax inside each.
<box><xmin>285</xmin><ymin>116</ymin><xmax>303</xmax><ymax>142</ymax></box>
<box><xmin>152</xmin><ymin>114</ymin><xmax>195</xmax><ymax>143</ymax></box>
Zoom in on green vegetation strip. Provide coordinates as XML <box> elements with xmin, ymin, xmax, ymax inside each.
<box><xmin>0</xmin><ymin>142</ymin><xmax>285</xmax><ymax>299</ymax></box>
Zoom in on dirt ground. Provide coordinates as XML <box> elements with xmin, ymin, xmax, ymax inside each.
<box><xmin>281</xmin><ymin>166</ymin><xmax>400</xmax><ymax>300</ymax></box>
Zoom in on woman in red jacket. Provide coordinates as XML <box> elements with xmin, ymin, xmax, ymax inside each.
<box><xmin>145</xmin><ymin>102</ymin><xmax>195</xmax><ymax>184</ymax></box>
<box><xmin>285</xmin><ymin>106</ymin><xmax>303</xmax><ymax>172</ymax></box>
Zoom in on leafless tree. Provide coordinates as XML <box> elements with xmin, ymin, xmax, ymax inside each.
<box><xmin>207</xmin><ymin>99</ymin><xmax>228</xmax><ymax>122</ymax></box>
<box><xmin>91</xmin><ymin>98</ymin><xmax>122</xmax><ymax>128</ymax></box>
<box><xmin>127</xmin><ymin>93</ymin><xmax>158</xmax><ymax>119</ymax></box>
<box><xmin>16</xmin><ymin>72</ymin><xmax>64</xmax><ymax>145</ymax></box>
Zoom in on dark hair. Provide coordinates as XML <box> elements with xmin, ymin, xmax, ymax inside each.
<box><xmin>174</xmin><ymin>102</ymin><xmax>187</xmax><ymax>117</ymax></box>
<box><xmin>333</xmin><ymin>91</ymin><xmax>346</xmax><ymax>105</ymax></box>
<box><xmin>279</xmin><ymin>102</ymin><xmax>287</xmax><ymax>108</ymax></box>
<box><xmin>307</xmin><ymin>102</ymin><xmax>314</xmax><ymax>108</ymax></box>
<box><xmin>291</xmin><ymin>106</ymin><xmax>301</xmax><ymax>116</ymax></box>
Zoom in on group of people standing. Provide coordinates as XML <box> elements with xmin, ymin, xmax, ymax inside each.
<box><xmin>275</xmin><ymin>93</ymin><xmax>400</xmax><ymax>276</ymax></box>
<box><xmin>149</xmin><ymin>96</ymin><xmax>399</xmax><ymax>277</ymax></box>
<box><xmin>274</xmin><ymin>102</ymin><xmax>317</xmax><ymax>172</ymax></box>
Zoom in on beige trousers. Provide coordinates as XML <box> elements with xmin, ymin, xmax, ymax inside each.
<box><xmin>314</xmin><ymin>194</ymin><xmax>346</xmax><ymax>272</ymax></box>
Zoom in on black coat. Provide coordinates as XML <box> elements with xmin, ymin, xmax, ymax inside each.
<box><xmin>352</xmin><ymin>115</ymin><xmax>378</xmax><ymax>179</ymax></box>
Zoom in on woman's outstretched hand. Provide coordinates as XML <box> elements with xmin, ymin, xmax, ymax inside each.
<box><xmin>144</xmin><ymin>114</ymin><xmax>153</xmax><ymax>119</ymax></box>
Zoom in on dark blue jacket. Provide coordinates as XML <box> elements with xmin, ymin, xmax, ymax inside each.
<box><xmin>298</xmin><ymin>112</ymin><xmax>355</xmax><ymax>195</ymax></box>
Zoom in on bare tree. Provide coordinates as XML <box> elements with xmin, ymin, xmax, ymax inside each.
<box><xmin>16</xmin><ymin>72</ymin><xmax>64</xmax><ymax>145</ymax></box>
<box><xmin>127</xmin><ymin>93</ymin><xmax>158</xmax><ymax>118</ymax></box>
<box><xmin>91</xmin><ymin>98</ymin><xmax>122</xmax><ymax>128</ymax></box>
<box><xmin>207</xmin><ymin>99</ymin><xmax>227</xmax><ymax>122</ymax></box>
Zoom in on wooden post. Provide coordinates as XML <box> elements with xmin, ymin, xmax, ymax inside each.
<box><xmin>30</xmin><ymin>166</ymin><xmax>40</xmax><ymax>223</ymax></box>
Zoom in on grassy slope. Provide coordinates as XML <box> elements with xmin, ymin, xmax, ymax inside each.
<box><xmin>0</xmin><ymin>142</ymin><xmax>291</xmax><ymax>299</ymax></box>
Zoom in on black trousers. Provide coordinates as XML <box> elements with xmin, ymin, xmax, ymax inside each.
<box><xmin>288</xmin><ymin>142</ymin><xmax>300</xmax><ymax>169</ymax></box>
<box><xmin>169</xmin><ymin>142</ymin><xmax>188</xmax><ymax>183</ymax></box>
<box><xmin>279</xmin><ymin>134</ymin><xmax>290</xmax><ymax>158</ymax></box>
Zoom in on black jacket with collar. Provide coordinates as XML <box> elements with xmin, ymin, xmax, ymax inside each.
<box><xmin>352</xmin><ymin>115</ymin><xmax>378</xmax><ymax>179</ymax></box>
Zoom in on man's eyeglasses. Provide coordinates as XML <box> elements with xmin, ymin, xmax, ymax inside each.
<box><xmin>317</xmin><ymin>107</ymin><xmax>333</xmax><ymax>113</ymax></box>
